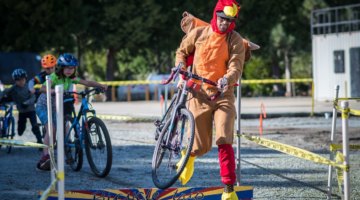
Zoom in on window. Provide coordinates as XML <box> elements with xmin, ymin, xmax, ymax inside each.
<box><xmin>334</xmin><ymin>50</ymin><xmax>345</xmax><ymax>73</ymax></box>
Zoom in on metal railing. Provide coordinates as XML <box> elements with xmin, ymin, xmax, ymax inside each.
<box><xmin>311</xmin><ymin>3</ymin><xmax>360</xmax><ymax>35</ymax></box>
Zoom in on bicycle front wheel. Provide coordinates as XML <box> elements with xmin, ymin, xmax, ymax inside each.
<box><xmin>64</xmin><ymin>116</ymin><xmax>83</xmax><ymax>171</ymax></box>
<box><xmin>85</xmin><ymin>117</ymin><xmax>112</xmax><ymax>178</ymax></box>
<box><xmin>152</xmin><ymin>108</ymin><xmax>195</xmax><ymax>189</ymax></box>
<box><xmin>155</xmin><ymin>93</ymin><xmax>178</xmax><ymax>141</ymax></box>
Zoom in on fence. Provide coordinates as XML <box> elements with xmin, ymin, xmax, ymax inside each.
<box><xmin>97</xmin><ymin>78</ymin><xmax>313</xmax><ymax>102</ymax></box>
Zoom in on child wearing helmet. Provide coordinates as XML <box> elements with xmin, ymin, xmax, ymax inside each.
<box><xmin>28</xmin><ymin>54</ymin><xmax>57</xmax><ymax>95</ymax></box>
<box><xmin>35</xmin><ymin>53</ymin><xmax>108</xmax><ymax>171</ymax></box>
<box><xmin>0</xmin><ymin>68</ymin><xmax>43</xmax><ymax>145</ymax></box>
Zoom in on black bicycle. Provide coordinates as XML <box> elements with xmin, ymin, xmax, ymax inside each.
<box><xmin>63</xmin><ymin>88</ymin><xmax>112</xmax><ymax>177</ymax></box>
<box><xmin>152</xmin><ymin>64</ymin><xmax>223</xmax><ymax>189</ymax></box>
<box><xmin>0</xmin><ymin>102</ymin><xmax>15</xmax><ymax>153</ymax></box>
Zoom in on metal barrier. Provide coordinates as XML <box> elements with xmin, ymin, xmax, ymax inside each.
<box><xmin>40</xmin><ymin>80</ymin><xmax>65</xmax><ymax>200</ymax></box>
<box><xmin>239</xmin><ymin>85</ymin><xmax>359</xmax><ymax>200</ymax></box>
<box><xmin>327</xmin><ymin>85</ymin><xmax>360</xmax><ymax>200</ymax></box>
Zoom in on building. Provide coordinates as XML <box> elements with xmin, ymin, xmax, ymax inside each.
<box><xmin>311</xmin><ymin>4</ymin><xmax>360</xmax><ymax>101</ymax></box>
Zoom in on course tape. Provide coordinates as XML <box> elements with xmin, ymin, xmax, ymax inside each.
<box><xmin>0</xmin><ymin>139</ymin><xmax>47</xmax><ymax>148</ymax></box>
<box><xmin>93</xmin><ymin>79</ymin><xmax>315</xmax><ymax>86</ymax></box>
<box><xmin>337</xmin><ymin>97</ymin><xmax>360</xmax><ymax>101</ymax></box>
<box><xmin>239</xmin><ymin>133</ymin><xmax>348</xmax><ymax>171</ymax></box>
<box><xmin>5</xmin><ymin>78</ymin><xmax>312</xmax><ymax>88</ymax></box>
<box><xmin>40</xmin><ymin>178</ymin><xmax>57</xmax><ymax>200</ymax></box>
<box><xmin>96</xmin><ymin>114</ymin><xmax>155</xmax><ymax>122</ymax></box>
<box><xmin>241</xmin><ymin>78</ymin><xmax>312</xmax><ymax>84</ymax></box>
<box><xmin>40</xmin><ymin>144</ymin><xmax>62</xmax><ymax>200</ymax></box>
<box><xmin>330</xmin><ymin>143</ymin><xmax>360</xmax><ymax>151</ymax></box>
<box><xmin>335</xmin><ymin>152</ymin><xmax>345</xmax><ymax>193</ymax></box>
<box><xmin>334</xmin><ymin>104</ymin><xmax>360</xmax><ymax>117</ymax></box>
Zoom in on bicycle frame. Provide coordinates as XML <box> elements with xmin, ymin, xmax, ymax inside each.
<box><xmin>64</xmin><ymin>93</ymin><xmax>96</xmax><ymax>149</ymax></box>
<box><xmin>161</xmin><ymin>67</ymin><xmax>220</xmax><ymax>151</ymax></box>
<box><xmin>0</xmin><ymin>103</ymin><xmax>15</xmax><ymax>137</ymax></box>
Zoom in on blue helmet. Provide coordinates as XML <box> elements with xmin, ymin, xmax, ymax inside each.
<box><xmin>12</xmin><ymin>68</ymin><xmax>27</xmax><ymax>81</ymax></box>
<box><xmin>57</xmin><ymin>53</ymin><xmax>79</xmax><ymax>67</ymax></box>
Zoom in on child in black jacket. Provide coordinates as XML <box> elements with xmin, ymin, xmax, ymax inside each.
<box><xmin>0</xmin><ymin>69</ymin><xmax>42</xmax><ymax>144</ymax></box>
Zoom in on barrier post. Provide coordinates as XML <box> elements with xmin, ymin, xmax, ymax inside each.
<box><xmin>327</xmin><ymin>85</ymin><xmax>339</xmax><ymax>199</ymax></box>
<box><xmin>45</xmin><ymin>76</ymin><xmax>55</xmax><ymax>183</ymax></box>
<box><xmin>164</xmin><ymin>84</ymin><xmax>168</xmax><ymax>110</ymax></box>
<box><xmin>111</xmin><ymin>86</ymin><xmax>116</xmax><ymax>101</ymax></box>
<box><xmin>311</xmin><ymin>81</ymin><xmax>315</xmax><ymax>116</ymax></box>
<box><xmin>55</xmin><ymin>85</ymin><xmax>65</xmax><ymax>200</ymax></box>
<box><xmin>154</xmin><ymin>85</ymin><xmax>158</xmax><ymax>101</ymax></box>
<box><xmin>127</xmin><ymin>85</ymin><xmax>131</xmax><ymax>102</ymax></box>
<box><xmin>145</xmin><ymin>85</ymin><xmax>150</xmax><ymax>101</ymax></box>
<box><xmin>341</xmin><ymin>101</ymin><xmax>350</xmax><ymax>200</ymax></box>
<box><xmin>236</xmin><ymin>78</ymin><xmax>242</xmax><ymax>185</ymax></box>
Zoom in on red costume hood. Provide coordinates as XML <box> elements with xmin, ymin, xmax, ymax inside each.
<box><xmin>211</xmin><ymin>0</ymin><xmax>240</xmax><ymax>34</ymax></box>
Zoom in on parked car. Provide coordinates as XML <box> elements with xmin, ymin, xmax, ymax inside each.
<box><xmin>117</xmin><ymin>73</ymin><xmax>179</xmax><ymax>101</ymax></box>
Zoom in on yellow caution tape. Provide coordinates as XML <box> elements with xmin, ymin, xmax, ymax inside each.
<box><xmin>0</xmin><ymin>139</ymin><xmax>47</xmax><ymax>148</ymax></box>
<box><xmin>335</xmin><ymin>152</ymin><xmax>345</xmax><ymax>193</ymax></box>
<box><xmin>0</xmin><ymin>110</ymin><xmax>19</xmax><ymax>115</ymax></box>
<box><xmin>96</xmin><ymin>114</ymin><xmax>133</xmax><ymax>121</ymax></box>
<box><xmin>241</xmin><ymin>78</ymin><xmax>313</xmax><ymax>84</ymax></box>
<box><xmin>57</xmin><ymin>171</ymin><xmax>65</xmax><ymax>181</ymax></box>
<box><xmin>12</xmin><ymin>78</ymin><xmax>311</xmax><ymax>87</ymax></box>
<box><xmin>239</xmin><ymin>133</ymin><xmax>348</xmax><ymax>171</ymax></box>
<box><xmin>334</xmin><ymin>101</ymin><xmax>360</xmax><ymax>117</ymax></box>
<box><xmin>342</xmin><ymin>108</ymin><xmax>350</xmax><ymax>119</ymax></box>
<box><xmin>5</xmin><ymin>78</ymin><xmax>313</xmax><ymax>87</ymax></box>
<box><xmin>99</xmin><ymin>80</ymin><xmax>163</xmax><ymax>86</ymax></box>
<box><xmin>349</xmin><ymin>108</ymin><xmax>360</xmax><ymax>116</ymax></box>
<box><xmin>96</xmin><ymin>114</ymin><xmax>155</xmax><ymax>122</ymax></box>
<box><xmin>330</xmin><ymin>143</ymin><xmax>360</xmax><ymax>152</ymax></box>
<box><xmin>39</xmin><ymin>178</ymin><xmax>57</xmax><ymax>200</ymax></box>
<box><xmin>337</xmin><ymin>97</ymin><xmax>360</xmax><ymax>101</ymax></box>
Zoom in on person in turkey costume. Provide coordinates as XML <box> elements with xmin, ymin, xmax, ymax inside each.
<box><xmin>175</xmin><ymin>0</ymin><xmax>245</xmax><ymax>199</ymax></box>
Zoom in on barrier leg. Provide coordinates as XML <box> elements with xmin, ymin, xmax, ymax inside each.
<box><xmin>341</xmin><ymin>101</ymin><xmax>350</xmax><ymax>200</ymax></box>
<box><xmin>55</xmin><ymin>85</ymin><xmax>65</xmax><ymax>200</ymax></box>
<box><xmin>327</xmin><ymin>85</ymin><xmax>339</xmax><ymax>200</ymax></box>
<box><xmin>236</xmin><ymin>78</ymin><xmax>242</xmax><ymax>185</ymax></box>
<box><xmin>46</xmin><ymin>76</ymin><xmax>56</xmax><ymax>184</ymax></box>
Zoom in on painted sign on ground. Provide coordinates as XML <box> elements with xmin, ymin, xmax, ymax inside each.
<box><xmin>43</xmin><ymin>186</ymin><xmax>253</xmax><ymax>200</ymax></box>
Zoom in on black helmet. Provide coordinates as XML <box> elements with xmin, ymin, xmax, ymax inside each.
<box><xmin>12</xmin><ymin>68</ymin><xmax>27</xmax><ymax>81</ymax></box>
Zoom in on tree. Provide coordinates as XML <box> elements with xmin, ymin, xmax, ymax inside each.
<box><xmin>87</xmin><ymin>0</ymin><xmax>162</xmax><ymax>81</ymax></box>
<box><xmin>270</xmin><ymin>23</ymin><xmax>295</xmax><ymax>96</ymax></box>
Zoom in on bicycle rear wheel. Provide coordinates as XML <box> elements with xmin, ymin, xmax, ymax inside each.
<box><xmin>64</xmin><ymin>116</ymin><xmax>83</xmax><ymax>171</ymax></box>
<box><xmin>85</xmin><ymin>117</ymin><xmax>112</xmax><ymax>178</ymax></box>
<box><xmin>152</xmin><ymin>108</ymin><xmax>195</xmax><ymax>189</ymax></box>
<box><xmin>5</xmin><ymin>117</ymin><xmax>15</xmax><ymax>154</ymax></box>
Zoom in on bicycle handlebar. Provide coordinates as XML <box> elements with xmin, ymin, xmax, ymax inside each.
<box><xmin>162</xmin><ymin>64</ymin><xmax>225</xmax><ymax>101</ymax></box>
<box><xmin>162</xmin><ymin>64</ymin><xmax>218</xmax><ymax>86</ymax></box>
<box><xmin>64</xmin><ymin>87</ymin><xmax>104</xmax><ymax>98</ymax></box>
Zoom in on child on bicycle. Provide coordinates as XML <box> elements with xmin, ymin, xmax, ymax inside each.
<box><xmin>36</xmin><ymin>53</ymin><xmax>108</xmax><ymax>171</ymax></box>
<box><xmin>28</xmin><ymin>54</ymin><xmax>57</xmax><ymax>96</ymax></box>
<box><xmin>0</xmin><ymin>69</ymin><xmax>43</xmax><ymax>144</ymax></box>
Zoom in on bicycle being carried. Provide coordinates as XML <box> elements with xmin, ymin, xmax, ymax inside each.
<box><xmin>152</xmin><ymin>63</ymin><xmax>225</xmax><ymax>189</ymax></box>
<box><xmin>0</xmin><ymin>102</ymin><xmax>15</xmax><ymax>153</ymax></box>
<box><xmin>63</xmin><ymin>87</ymin><xmax>112</xmax><ymax>177</ymax></box>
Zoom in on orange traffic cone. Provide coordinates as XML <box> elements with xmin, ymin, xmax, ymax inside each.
<box><xmin>259</xmin><ymin>102</ymin><xmax>267</xmax><ymax>136</ymax></box>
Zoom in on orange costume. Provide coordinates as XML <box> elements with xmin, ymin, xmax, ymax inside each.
<box><xmin>175</xmin><ymin>0</ymin><xmax>245</xmax><ymax>190</ymax></box>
